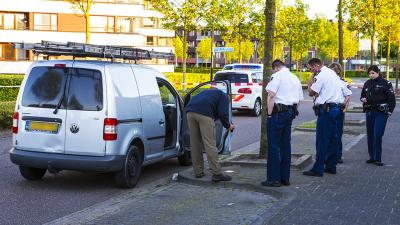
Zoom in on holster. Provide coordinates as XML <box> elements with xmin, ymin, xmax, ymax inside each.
<box><xmin>312</xmin><ymin>105</ymin><xmax>319</xmax><ymax>116</ymax></box>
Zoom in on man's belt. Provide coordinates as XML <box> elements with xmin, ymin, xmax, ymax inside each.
<box><xmin>272</xmin><ymin>103</ymin><xmax>298</xmax><ymax>116</ymax></box>
<box><xmin>363</xmin><ymin>103</ymin><xmax>389</xmax><ymax>112</ymax></box>
<box><xmin>312</xmin><ymin>102</ymin><xmax>340</xmax><ymax>115</ymax></box>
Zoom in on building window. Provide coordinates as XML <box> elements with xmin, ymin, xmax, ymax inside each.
<box><xmin>146</xmin><ymin>36</ymin><xmax>156</xmax><ymax>46</ymax></box>
<box><xmin>90</xmin><ymin>16</ymin><xmax>115</xmax><ymax>32</ymax></box>
<box><xmin>0</xmin><ymin>43</ymin><xmax>28</xmax><ymax>61</ymax></box>
<box><xmin>34</xmin><ymin>13</ymin><xmax>57</xmax><ymax>31</ymax></box>
<box><xmin>0</xmin><ymin>12</ymin><xmax>28</xmax><ymax>30</ymax></box>
<box><xmin>158</xmin><ymin>37</ymin><xmax>172</xmax><ymax>47</ymax></box>
<box><xmin>143</xmin><ymin>17</ymin><xmax>157</xmax><ymax>28</ymax></box>
<box><xmin>116</xmin><ymin>17</ymin><xmax>137</xmax><ymax>33</ymax></box>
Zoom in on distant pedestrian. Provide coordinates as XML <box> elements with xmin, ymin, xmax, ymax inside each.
<box><xmin>303</xmin><ymin>58</ymin><xmax>343</xmax><ymax>177</ymax></box>
<box><xmin>261</xmin><ymin>59</ymin><xmax>303</xmax><ymax>187</ymax></box>
<box><xmin>328</xmin><ymin>62</ymin><xmax>352</xmax><ymax>164</ymax></box>
<box><xmin>185</xmin><ymin>88</ymin><xmax>236</xmax><ymax>182</ymax></box>
<box><xmin>361</xmin><ymin>65</ymin><xmax>396</xmax><ymax>166</ymax></box>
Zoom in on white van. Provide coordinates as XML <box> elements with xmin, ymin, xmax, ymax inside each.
<box><xmin>214</xmin><ymin>70</ymin><xmax>263</xmax><ymax>116</ymax></box>
<box><xmin>9</xmin><ymin>60</ymin><xmax>232</xmax><ymax>188</ymax></box>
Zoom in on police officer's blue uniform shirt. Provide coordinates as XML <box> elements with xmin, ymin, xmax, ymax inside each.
<box><xmin>265</xmin><ymin>67</ymin><xmax>304</xmax><ymax>104</ymax></box>
<box><xmin>311</xmin><ymin>66</ymin><xmax>344</xmax><ymax>104</ymax></box>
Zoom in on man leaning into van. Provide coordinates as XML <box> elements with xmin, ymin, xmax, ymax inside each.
<box><xmin>185</xmin><ymin>88</ymin><xmax>236</xmax><ymax>182</ymax></box>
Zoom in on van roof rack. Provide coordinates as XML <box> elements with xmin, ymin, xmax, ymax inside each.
<box><xmin>14</xmin><ymin>41</ymin><xmax>174</xmax><ymax>62</ymax></box>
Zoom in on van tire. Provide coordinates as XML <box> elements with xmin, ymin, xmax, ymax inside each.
<box><xmin>114</xmin><ymin>145</ymin><xmax>143</xmax><ymax>188</ymax></box>
<box><xmin>178</xmin><ymin>150</ymin><xmax>192</xmax><ymax>166</ymax></box>
<box><xmin>251</xmin><ymin>99</ymin><xmax>261</xmax><ymax>117</ymax></box>
<box><xmin>19</xmin><ymin>166</ymin><xmax>46</xmax><ymax>180</ymax></box>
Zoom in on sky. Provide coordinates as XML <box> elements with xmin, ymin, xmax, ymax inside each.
<box><xmin>285</xmin><ymin>0</ymin><xmax>340</xmax><ymax>20</ymax></box>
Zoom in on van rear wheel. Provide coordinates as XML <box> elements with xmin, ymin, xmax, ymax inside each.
<box><xmin>19</xmin><ymin>166</ymin><xmax>46</xmax><ymax>180</ymax></box>
<box><xmin>114</xmin><ymin>146</ymin><xmax>143</xmax><ymax>188</ymax></box>
<box><xmin>251</xmin><ymin>99</ymin><xmax>261</xmax><ymax>117</ymax></box>
<box><xmin>178</xmin><ymin>150</ymin><xmax>192</xmax><ymax>166</ymax></box>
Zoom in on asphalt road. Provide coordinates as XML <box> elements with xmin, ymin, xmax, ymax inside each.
<box><xmin>0</xmin><ymin>88</ymin><xmax>362</xmax><ymax>225</ymax></box>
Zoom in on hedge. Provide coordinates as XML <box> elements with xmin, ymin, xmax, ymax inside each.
<box><xmin>0</xmin><ymin>74</ymin><xmax>24</xmax><ymax>102</ymax></box>
<box><xmin>0</xmin><ymin>101</ymin><xmax>15</xmax><ymax>129</ymax></box>
<box><xmin>174</xmin><ymin>67</ymin><xmax>223</xmax><ymax>74</ymax></box>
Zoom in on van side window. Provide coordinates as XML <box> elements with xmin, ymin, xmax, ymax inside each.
<box><xmin>157</xmin><ymin>80</ymin><xmax>176</xmax><ymax>106</ymax></box>
<box><xmin>66</xmin><ymin>68</ymin><xmax>103</xmax><ymax>111</ymax></box>
<box><xmin>21</xmin><ymin>66</ymin><xmax>68</xmax><ymax>108</ymax></box>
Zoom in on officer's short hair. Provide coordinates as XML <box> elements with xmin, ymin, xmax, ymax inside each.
<box><xmin>367</xmin><ymin>65</ymin><xmax>380</xmax><ymax>74</ymax></box>
<box><xmin>328</xmin><ymin>62</ymin><xmax>343</xmax><ymax>76</ymax></box>
<box><xmin>272</xmin><ymin>59</ymin><xmax>285</xmax><ymax>70</ymax></box>
<box><xmin>308</xmin><ymin>58</ymin><xmax>323</xmax><ymax>67</ymax></box>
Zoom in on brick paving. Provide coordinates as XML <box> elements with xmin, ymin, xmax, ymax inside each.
<box><xmin>267</xmin><ymin>109</ymin><xmax>400</xmax><ymax>225</ymax></box>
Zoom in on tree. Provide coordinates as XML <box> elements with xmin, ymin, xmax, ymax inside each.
<box><xmin>172</xmin><ymin>36</ymin><xmax>187</xmax><ymax>66</ymax></box>
<box><xmin>347</xmin><ymin>0</ymin><xmax>383</xmax><ymax>66</ymax></box>
<box><xmin>224</xmin><ymin>40</ymin><xmax>254</xmax><ymax>63</ymax></box>
<box><xmin>150</xmin><ymin>0</ymin><xmax>202</xmax><ymax>90</ymax></box>
<box><xmin>66</xmin><ymin>0</ymin><xmax>94</xmax><ymax>44</ymax></box>
<box><xmin>197</xmin><ymin>37</ymin><xmax>212</xmax><ymax>65</ymax></box>
<box><xmin>338</xmin><ymin>0</ymin><xmax>344</xmax><ymax>68</ymax></box>
<box><xmin>259</xmin><ymin>0</ymin><xmax>276</xmax><ymax>158</ymax></box>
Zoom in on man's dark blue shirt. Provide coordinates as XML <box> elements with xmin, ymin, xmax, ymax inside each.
<box><xmin>185</xmin><ymin>89</ymin><xmax>230</xmax><ymax>129</ymax></box>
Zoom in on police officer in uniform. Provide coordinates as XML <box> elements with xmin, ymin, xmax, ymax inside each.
<box><xmin>328</xmin><ymin>63</ymin><xmax>352</xmax><ymax>164</ymax></box>
<box><xmin>361</xmin><ymin>65</ymin><xmax>396</xmax><ymax>166</ymax></box>
<box><xmin>304</xmin><ymin>58</ymin><xmax>343</xmax><ymax>177</ymax></box>
<box><xmin>261</xmin><ymin>59</ymin><xmax>303</xmax><ymax>187</ymax></box>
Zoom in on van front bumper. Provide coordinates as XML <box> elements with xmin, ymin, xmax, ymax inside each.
<box><xmin>9</xmin><ymin>148</ymin><xmax>125</xmax><ymax>172</ymax></box>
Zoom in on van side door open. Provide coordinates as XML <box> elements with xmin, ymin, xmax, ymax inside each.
<box><xmin>181</xmin><ymin>81</ymin><xmax>232</xmax><ymax>155</ymax></box>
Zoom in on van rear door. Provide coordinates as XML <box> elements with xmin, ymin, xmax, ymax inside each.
<box><xmin>15</xmin><ymin>62</ymin><xmax>72</xmax><ymax>153</ymax></box>
<box><xmin>64</xmin><ymin>63</ymin><xmax>106</xmax><ymax>156</ymax></box>
<box><xmin>181</xmin><ymin>81</ymin><xmax>232</xmax><ymax>155</ymax></box>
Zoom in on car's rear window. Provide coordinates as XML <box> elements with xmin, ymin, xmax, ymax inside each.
<box><xmin>213</xmin><ymin>72</ymin><xmax>249</xmax><ymax>83</ymax></box>
<box><xmin>21</xmin><ymin>66</ymin><xmax>103</xmax><ymax>111</ymax></box>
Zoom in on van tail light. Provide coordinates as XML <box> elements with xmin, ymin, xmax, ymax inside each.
<box><xmin>12</xmin><ymin>112</ymin><xmax>19</xmax><ymax>134</ymax></box>
<box><xmin>103</xmin><ymin>118</ymin><xmax>118</xmax><ymax>141</ymax></box>
<box><xmin>238</xmin><ymin>88</ymin><xmax>252</xmax><ymax>94</ymax></box>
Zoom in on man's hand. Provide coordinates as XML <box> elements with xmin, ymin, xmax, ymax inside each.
<box><xmin>229</xmin><ymin>123</ymin><xmax>236</xmax><ymax>131</ymax></box>
<box><xmin>360</xmin><ymin>98</ymin><xmax>367</xmax><ymax>103</ymax></box>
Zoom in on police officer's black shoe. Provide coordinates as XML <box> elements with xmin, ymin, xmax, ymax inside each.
<box><xmin>366</xmin><ymin>159</ymin><xmax>376</xmax><ymax>164</ymax></box>
<box><xmin>281</xmin><ymin>180</ymin><xmax>290</xmax><ymax>186</ymax></box>
<box><xmin>337</xmin><ymin>159</ymin><xmax>343</xmax><ymax>164</ymax></box>
<box><xmin>324</xmin><ymin>169</ymin><xmax>337</xmax><ymax>174</ymax></box>
<box><xmin>261</xmin><ymin>181</ymin><xmax>281</xmax><ymax>187</ymax></box>
<box><xmin>212</xmin><ymin>173</ymin><xmax>231</xmax><ymax>182</ymax></box>
<box><xmin>195</xmin><ymin>172</ymin><xmax>206</xmax><ymax>178</ymax></box>
<box><xmin>374</xmin><ymin>161</ymin><xmax>384</xmax><ymax>166</ymax></box>
<box><xmin>303</xmin><ymin>170</ymin><xmax>323</xmax><ymax>177</ymax></box>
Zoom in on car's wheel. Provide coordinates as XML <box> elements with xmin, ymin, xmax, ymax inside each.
<box><xmin>251</xmin><ymin>99</ymin><xmax>261</xmax><ymax>117</ymax></box>
<box><xmin>19</xmin><ymin>166</ymin><xmax>46</xmax><ymax>180</ymax></box>
<box><xmin>178</xmin><ymin>150</ymin><xmax>192</xmax><ymax>166</ymax></box>
<box><xmin>114</xmin><ymin>145</ymin><xmax>143</xmax><ymax>188</ymax></box>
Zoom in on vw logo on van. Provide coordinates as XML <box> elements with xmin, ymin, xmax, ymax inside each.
<box><xmin>70</xmin><ymin>124</ymin><xmax>79</xmax><ymax>134</ymax></box>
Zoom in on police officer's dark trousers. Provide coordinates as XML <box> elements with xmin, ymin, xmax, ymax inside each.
<box><xmin>311</xmin><ymin>106</ymin><xmax>340</xmax><ymax>175</ymax></box>
<box><xmin>337</xmin><ymin>111</ymin><xmax>345</xmax><ymax>161</ymax></box>
<box><xmin>366</xmin><ymin>110</ymin><xmax>388</xmax><ymax>162</ymax></box>
<box><xmin>266</xmin><ymin>110</ymin><xmax>294</xmax><ymax>182</ymax></box>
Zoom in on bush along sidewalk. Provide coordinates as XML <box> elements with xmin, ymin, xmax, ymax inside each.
<box><xmin>0</xmin><ymin>101</ymin><xmax>15</xmax><ymax>130</ymax></box>
<box><xmin>0</xmin><ymin>74</ymin><xmax>23</xmax><ymax>102</ymax></box>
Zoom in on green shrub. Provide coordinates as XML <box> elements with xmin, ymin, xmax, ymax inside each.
<box><xmin>292</xmin><ymin>71</ymin><xmax>312</xmax><ymax>84</ymax></box>
<box><xmin>174</xmin><ymin>67</ymin><xmax>223</xmax><ymax>74</ymax></box>
<box><xmin>0</xmin><ymin>101</ymin><xmax>15</xmax><ymax>129</ymax></box>
<box><xmin>0</xmin><ymin>74</ymin><xmax>24</xmax><ymax>102</ymax></box>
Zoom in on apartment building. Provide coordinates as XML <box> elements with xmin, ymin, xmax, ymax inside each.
<box><xmin>0</xmin><ymin>0</ymin><xmax>174</xmax><ymax>73</ymax></box>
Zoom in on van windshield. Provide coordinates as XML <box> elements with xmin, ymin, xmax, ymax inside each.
<box><xmin>22</xmin><ymin>66</ymin><xmax>103</xmax><ymax>111</ymax></box>
<box><xmin>213</xmin><ymin>72</ymin><xmax>249</xmax><ymax>83</ymax></box>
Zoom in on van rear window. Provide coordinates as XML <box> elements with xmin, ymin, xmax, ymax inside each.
<box><xmin>21</xmin><ymin>66</ymin><xmax>103</xmax><ymax>111</ymax></box>
<box><xmin>213</xmin><ymin>73</ymin><xmax>249</xmax><ymax>83</ymax></box>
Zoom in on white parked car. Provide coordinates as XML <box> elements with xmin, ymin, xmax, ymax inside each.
<box><xmin>213</xmin><ymin>70</ymin><xmax>263</xmax><ymax>116</ymax></box>
<box><xmin>9</xmin><ymin>59</ymin><xmax>232</xmax><ymax>188</ymax></box>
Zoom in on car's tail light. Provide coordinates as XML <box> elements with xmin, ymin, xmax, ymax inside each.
<box><xmin>103</xmin><ymin>118</ymin><xmax>118</xmax><ymax>141</ymax></box>
<box><xmin>12</xmin><ymin>112</ymin><xmax>19</xmax><ymax>134</ymax></box>
<box><xmin>238</xmin><ymin>88</ymin><xmax>252</xmax><ymax>94</ymax></box>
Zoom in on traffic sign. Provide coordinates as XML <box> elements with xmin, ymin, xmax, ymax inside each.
<box><xmin>213</xmin><ymin>47</ymin><xmax>234</xmax><ymax>53</ymax></box>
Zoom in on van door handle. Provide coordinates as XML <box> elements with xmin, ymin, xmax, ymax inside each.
<box><xmin>159</xmin><ymin>120</ymin><xmax>165</xmax><ymax>125</ymax></box>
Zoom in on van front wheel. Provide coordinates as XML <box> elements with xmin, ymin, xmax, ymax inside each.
<box><xmin>114</xmin><ymin>146</ymin><xmax>143</xmax><ymax>188</ymax></box>
<box><xmin>19</xmin><ymin>166</ymin><xmax>46</xmax><ymax>180</ymax></box>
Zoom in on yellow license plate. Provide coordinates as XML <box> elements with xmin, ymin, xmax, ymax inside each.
<box><xmin>26</xmin><ymin>121</ymin><xmax>59</xmax><ymax>133</ymax></box>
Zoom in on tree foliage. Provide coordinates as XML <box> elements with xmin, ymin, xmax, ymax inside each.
<box><xmin>225</xmin><ymin>40</ymin><xmax>255</xmax><ymax>63</ymax></box>
<box><xmin>197</xmin><ymin>37</ymin><xmax>212</xmax><ymax>62</ymax></box>
<box><xmin>66</xmin><ymin>0</ymin><xmax>93</xmax><ymax>44</ymax></box>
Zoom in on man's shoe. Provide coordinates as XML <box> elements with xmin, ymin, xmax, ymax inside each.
<box><xmin>195</xmin><ymin>172</ymin><xmax>205</xmax><ymax>178</ymax></box>
<box><xmin>212</xmin><ymin>173</ymin><xmax>231</xmax><ymax>182</ymax></box>
<box><xmin>374</xmin><ymin>161</ymin><xmax>384</xmax><ymax>166</ymax></box>
<box><xmin>281</xmin><ymin>180</ymin><xmax>290</xmax><ymax>186</ymax></box>
<box><xmin>303</xmin><ymin>170</ymin><xmax>323</xmax><ymax>177</ymax></box>
<box><xmin>261</xmin><ymin>181</ymin><xmax>281</xmax><ymax>187</ymax></box>
<box><xmin>324</xmin><ymin>169</ymin><xmax>337</xmax><ymax>174</ymax></box>
<box><xmin>337</xmin><ymin>159</ymin><xmax>343</xmax><ymax>164</ymax></box>
<box><xmin>366</xmin><ymin>159</ymin><xmax>376</xmax><ymax>164</ymax></box>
